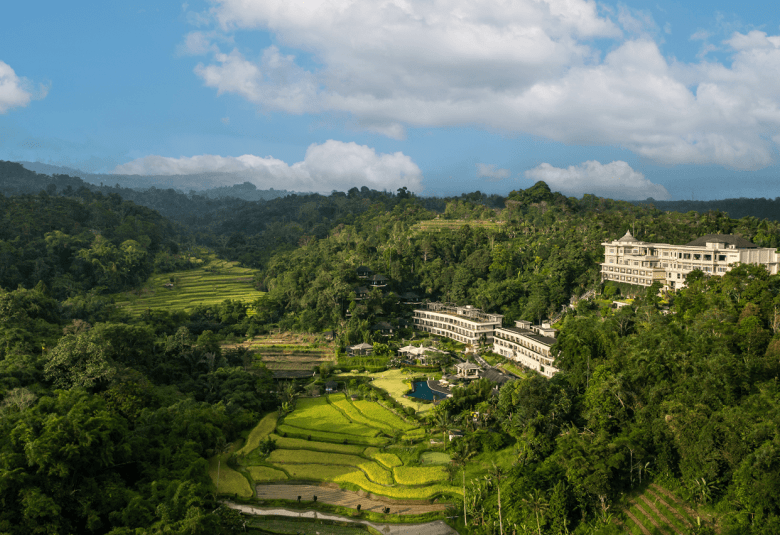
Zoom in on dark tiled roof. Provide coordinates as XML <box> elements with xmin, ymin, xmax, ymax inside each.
<box><xmin>371</xmin><ymin>321</ymin><xmax>393</xmax><ymax>331</ymax></box>
<box><xmin>497</xmin><ymin>326</ymin><xmax>556</xmax><ymax>346</ymax></box>
<box><xmin>480</xmin><ymin>368</ymin><xmax>513</xmax><ymax>385</ymax></box>
<box><xmin>685</xmin><ymin>234</ymin><xmax>757</xmax><ymax>248</ymax></box>
<box><xmin>370</xmin><ymin>274</ymin><xmax>389</xmax><ymax>282</ymax></box>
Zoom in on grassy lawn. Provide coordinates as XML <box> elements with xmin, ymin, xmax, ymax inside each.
<box><xmin>360</xmin><ymin>369</ymin><xmax>436</xmax><ymax>414</ymax></box>
<box><xmin>114</xmin><ymin>256</ymin><xmax>263</xmax><ymax>316</ymax></box>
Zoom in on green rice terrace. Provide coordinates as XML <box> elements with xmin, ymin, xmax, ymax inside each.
<box><xmin>114</xmin><ymin>256</ymin><xmax>264</xmax><ymax>316</ymax></box>
<box><xmin>411</xmin><ymin>218</ymin><xmax>504</xmax><ymax>233</ymax></box>
<box><xmin>211</xmin><ymin>394</ymin><xmax>464</xmax><ymax>511</ymax></box>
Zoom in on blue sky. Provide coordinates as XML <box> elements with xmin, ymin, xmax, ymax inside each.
<box><xmin>1</xmin><ymin>0</ymin><xmax>779</xmax><ymax>199</ymax></box>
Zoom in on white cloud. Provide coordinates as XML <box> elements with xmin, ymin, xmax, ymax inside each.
<box><xmin>476</xmin><ymin>163</ymin><xmax>511</xmax><ymax>181</ymax></box>
<box><xmin>112</xmin><ymin>140</ymin><xmax>423</xmax><ymax>193</ymax></box>
<box><xmin>525</xmin><ymin>160</ymin><xmax>670</xmax><ymax>200</ymax></box>
<box><xmin>176</xmin><ymin>31</ymin><xmax>214</xmax><ymax>56</ymax></box>
<box><xmin>187</xmin><ymin>1</ymin><xmax>780</xmax><ymax>170</ymax></box>
<box><xmin>0</xmin><ymin>61</ymin><xmax>47</xmax><ymax>114</ymax></box>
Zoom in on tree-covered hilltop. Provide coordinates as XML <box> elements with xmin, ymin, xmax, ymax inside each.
<box><xmin>0</xmin><ymin>189</ymin><xmax>185</xmax><ymax>301</ymax></box>
<box><xmin>255</xmin><ymin>180</ymin><xmax>780</xmax><ymax>337</ymax></box>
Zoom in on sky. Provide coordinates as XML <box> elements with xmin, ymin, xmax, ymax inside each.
<box><xmin>1</xmin><ymin>0</ymin><xmax>779</xmax><ymax>200</ymax></box>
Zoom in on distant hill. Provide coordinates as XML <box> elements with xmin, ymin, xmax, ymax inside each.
<box><xmin>635</xmin><ymin>198</ymin><xmax>780</xmax><ymax>222</ymax></box>
<box><xmin>17</xmin><ymin>161</ymin><xmax>298</xmax><ymax>200</ymax></box>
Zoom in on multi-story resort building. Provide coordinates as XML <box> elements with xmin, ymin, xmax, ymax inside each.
<box><xmin>492</xmin><ymin>320</ymin><xmax>559</xmax><ymax>378</ymax></box>
<box><xmin>413</xmin><ymin>302</ymin><xmax>561</xmax><ymax>377</ymax></box>
<box><xmin>413</xmin><ymin>303</ymin><xmax>503</xmax><ymax>346</ymax></box>
<box><xmin>601</xmin><ymin>231</ymin><xmax>780</xmax><ymax>290</ymax></box>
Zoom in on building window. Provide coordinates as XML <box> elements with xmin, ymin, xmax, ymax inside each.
<box><xmin>683</xmin><ymin>253</ymin><xmax>691</xmax><ymax>259</ymax></box>
<box><xmin>718</xmin><ymin>255</ymin><xmax>727</xmax><ymax>261</ymax></box>
<box><xmin>693</xmin><ymin>254</ymin><xmax>701</xmax><ymax>260</ymax></box>
<box><xmin>704</xmin><ymin>254</ymin><xmax>712</xmax><ymax>261</ymax></box>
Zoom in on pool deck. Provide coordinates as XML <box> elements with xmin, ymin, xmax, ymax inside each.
<box><xmin>427</xmin><ymin>380</ymin><xmax>452</xmax><ymax>397</ymax></box>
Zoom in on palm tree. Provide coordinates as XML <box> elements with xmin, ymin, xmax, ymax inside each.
<box><xmin>489</xmin><ymin>462</ymin><xmax>504</xmax><ymax>535</ymax></box>
<box><xmin>451</xmin><ymin>440</ymin><xmax>475</xmax><ymax>527</ymax></box>
<box><xmin>436</xmin><ymin>409</ymin><xmax>452</xmax><ymax>447</ymax></box>
<box><xmin>522</xmin><ymin>489</ymin><xmax>548</xmax><ymax>535</ymax></box>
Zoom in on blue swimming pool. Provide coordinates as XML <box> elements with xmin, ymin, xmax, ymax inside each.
<box><xmin>407</xmin><ymin>380</ymin><xmax>448</xmax><ymax>401</ymax></box>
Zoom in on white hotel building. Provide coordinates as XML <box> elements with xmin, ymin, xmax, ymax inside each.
<box><xmin>493</xmin><ymin>321</ymin><xmax>559</xmax><ymax>378</ymax></box>
<box><xmin>414</xmin><ymin>302</ymin><xmax>561</xmax><ymax>377</ymax></box>
<box><xmin>413</xmin><ymin>303</ymin><xmax>503</xmax><ymax>346</ymax></box>
<box><xmin>601</xmin><ymin>231</ymin><xmax>780</xmax><ymax>291</ymax></box>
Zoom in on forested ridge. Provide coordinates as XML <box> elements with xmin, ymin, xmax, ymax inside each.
<box><xmin>2</xmin><ymin>161</ymin><xmax>780</xmax><ymax>533</ymax></box>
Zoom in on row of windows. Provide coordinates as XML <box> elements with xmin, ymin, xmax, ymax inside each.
<box><xmin>494</xmin><ymin>336</ymin><xmax>550</xmax><ymax>357</ymax></box>
<box><xmin>604</xmin><ymin>266</ymin><xmax>651</xmax><ymax>276</ymax></box>
<box><xmin>602</xmin><ymin>273</ymin><xmax>652</xmax><ymax>285</ymax></box>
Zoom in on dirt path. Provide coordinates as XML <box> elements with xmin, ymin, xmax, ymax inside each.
<box><xmin>225</xmin><ymin>503</ymin><xmax>459</xmax><ymax>535</ymax></box>
<box><xmin>255</xmin><ymin>484</ymin><xmax>448</xmax><ymax>515</ymax></box>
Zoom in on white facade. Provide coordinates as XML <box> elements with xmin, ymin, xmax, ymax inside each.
<box><xmin>413</xmin><ymin>303</ymin><xmax>503</xmax><ymax>346</ymax></box>
<box><xmin>493</xmin><ymin>320</ymin><xmax>559</xmax><ymax>378</ymax></box>
<box><xmin>601</xmin><ymin>231</ymin><xmax>780</xmax><ymax>291</ymax></box>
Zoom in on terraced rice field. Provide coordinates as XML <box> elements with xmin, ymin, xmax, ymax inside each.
<box><xmin>114</xmin><ymin>257</ymin><xmax>263</xmax><ymax>316</ymax></box>
<box><xmin>619</xmin><ymin>483</ymin><xmax>719</xmax><ymax>535</ymax></box>
<box><xmin>221</xmin><ymin>393</ymin><xmax>460</xmax><ymax>505</ymax></box>
<box><xmin>412</xmin><ymin>219</ymin><xmax>504</xmax><ymax>233</ymax></box>
<box><xmin>231</xmin><ymin>333</ymin><xmax>337</xmax><ymax>373</ymax></box>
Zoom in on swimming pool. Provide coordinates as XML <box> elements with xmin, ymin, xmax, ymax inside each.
<box><xmin>407</xmin><ymin>380</ymin><xmax>448</xmax><ymax>401</ymax></box>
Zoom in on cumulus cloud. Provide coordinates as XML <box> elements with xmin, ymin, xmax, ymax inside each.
<box><xmin>112</xmin><ymin>140</ymin><xmax>423</xmax><ymax>193</ymax></box>
<box><xmin>0</xmin><ymin>61</ymin><xmax>47</xmax><ymax>114</ymax></box>
<box><xmin>525</xmin><ymin>160</ymin><xmax>670</xmax><ymax>200</ymax></box>
<box><xmin>476</xmin><ymin>163</ymin><xmax>511</xmax><ymax>181</ymax></box>
<box><xmin>185</xmin><ymin>1</ymin><xmax>780</xmax><ymax>170</ymax></box>
<box><xmin>176</xmin><ymin>31</ymin><xmax>214</xmax><ymax>56</ymax></box>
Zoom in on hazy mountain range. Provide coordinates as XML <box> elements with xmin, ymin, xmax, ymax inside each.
<box><xmin>18</xmin><ymin>161</ymin><xmax>299</xmax><ymax>201</ymax></box>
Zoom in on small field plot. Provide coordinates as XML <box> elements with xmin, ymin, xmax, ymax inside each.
<box><xmin>419</xmin><ymin>452</ymin><xmax>450</xmax><ymax>465</ymax></box>
<box><xmin>281</xmin><ymin>463</ymin><xmax>356</xmax><ymax>481</ymax></box>
<box><xmin>335</xmin><ymin>472</ymin><xmax>461</xmax><ymax>500</ymax></box>
<box><xmin>269</xmin><ymin>434</ymin><xmax>366</xmax><ymax>455</ymax></box>
<box><xmin>208</xmin><ymin>454</ymin><xmax>252</xmax><ymax>498</ymax></box>
<box><xmin>393</xmin><ymin>466</ymin><xmax>446</xmax><ymax>486</ymax></box>
<box><xmin>268</xmin><ymin>449</ymin><xmax>368</xmax><ymax>467</ymax></box>
<box><xmin>282</xmin><ymin>398</ymin><xmax>380</xmax><ymax>437</ymax></box>
<box><xmin>276</xmin><ymin>424</ymin><xmax>389</xmax><ymax>446</ymax></box>
<box><xmin>114</xmin><ymin>257</ymin><xmax>263</xmax><ymax>316</ymax></box>
<box><xmin>248</xmin><ymin>466</ymin><xmax>288</xmax><ymax>482</ymax></box>
<box><xmin>351</xmin><ymin>400</ymin><xmax>418</xmax><ymax>432</ymax></box>
<box><xmin>371</xmin><ymin>452</ymin><xmax>403</xmax><ymax>469</ymax></box>
<box><xmin>329</xmin><ymin>394</ymin><xmax>382</xmax><ymax>428</ymax></box>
